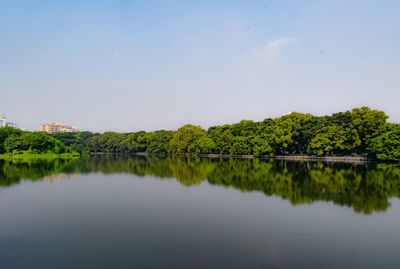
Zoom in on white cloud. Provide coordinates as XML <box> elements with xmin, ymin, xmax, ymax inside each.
<box><xmin>257</xmin><ymin>37</ymin><xmax>294</xmax><ymax>61</ymax></box>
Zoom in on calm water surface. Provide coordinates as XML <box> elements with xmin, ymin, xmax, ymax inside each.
<box><xmin>0</xmin><ymin>156</ymin><xmax>399</xmax><ymax>268</ymax></box>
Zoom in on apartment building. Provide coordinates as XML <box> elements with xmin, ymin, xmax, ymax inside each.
<box><xmin>40</xmin><ymin>122</ymin><xmax>78</xmax><ymax>133</ymax></box>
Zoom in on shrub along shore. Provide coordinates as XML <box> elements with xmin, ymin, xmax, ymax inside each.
<box><xmin>1</xmin><ymin>107</ymin><xmax>399</xmax><ymax>161</ymax></box>
<box><xmin>0</xmin><ymin>152</ymin><xmax>80</xmax><ymax>161</ymax></box>
<box><xmin>0</xmin><ymin>129</ymin><xmax>79</xmax><ymax>159</ymax></box>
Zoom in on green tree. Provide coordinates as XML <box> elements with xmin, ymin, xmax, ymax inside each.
<box><xmin>230</xmin><ymin>136</ymin><xmax>252</xmax><ymax>155</ymax></box>
<box><xmin>145</xmin><ymin>130</ymin><xmax>174</xmax><ymax>154</ymax></box>
<box><xmin>169</xmin><ymin>125</ymin><xmax>207</xmax><ymax>154</ymax></box>
<box><xmin>207</xmin><ymin>125</ymin><xmax>235</xmax><ymax>154</ymax></box>
<box><xmin>309</xmin><ymin>125</ymin><xmax>360</xmax><ymax>155</ymax></box>
<box><xmin>350</xmin><ymin>107</ymin><xmax>388</xmax><ymax>153</ymax></box>
<box><xmin>252</xmin><ymin>135</ymin><xmax>274</xmax><ymax>156</ymax></box>
<box><xmin>52</xmin><ymin>132</ymin><xmax>76</xmax><ymax>146</ymax></box>
<box><xmin>368</xmin><ymin>123</ymin><xmax>400</xmax><ymax>161</ymax></box>
<box><xmin>4</xmin><ymin>132</ymin><xmax>67</xmax><ymax>154</ymax></box>
<box><xmin>252</xmin><ymin>118</ymin><xmax>276</xmax><ymax>156</ymax></box>
<box><xmin>190</xmin><ymin>135</ymin><xmax>216</xmax><ymax>154</ymax></box>
<box><xmin>0</xmin><ymin>127</ymin><xmax>22</xmax><ymax>153</ymax></box>
<box><xmin>273</xmin><ymin>112</ymin><xmax>314</xmax><ymax>154</ymax></box>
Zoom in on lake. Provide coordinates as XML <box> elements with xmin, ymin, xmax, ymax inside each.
<box><xmin>0</xmin><ymin>156</ymin><xmax>399</xmax><ymax>268</ymax></box>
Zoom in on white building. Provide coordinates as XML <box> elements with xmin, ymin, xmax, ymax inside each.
<box><xmin>0</xmin><ymin>116</ymin><xmax>17</xmax><ymax>128</ymax></box>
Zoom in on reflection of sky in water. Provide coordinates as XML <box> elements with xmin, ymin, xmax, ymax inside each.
<box><xmin>0</xmin><ymin>157</ymin><xmax>400</xmax><ymax>268</ymax></box>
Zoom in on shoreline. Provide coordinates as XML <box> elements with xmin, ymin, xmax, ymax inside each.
<box><xmin>0</xmin><ymin>152</ymin><xmax>393</xmax><ymax>164</ymax></box>
<box><xmin>89</xmin><ymin>152</ymin><xmax>379</xmax><ymax>163</ymax></box>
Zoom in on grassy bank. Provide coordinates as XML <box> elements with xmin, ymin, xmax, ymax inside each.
<box><xmin>0</xmin><ymin>152</ymin><xmax>80</xmax><ymax>162</ymax></box>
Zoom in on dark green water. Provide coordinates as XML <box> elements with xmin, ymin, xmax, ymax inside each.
<box><xmin>0</xmin><ymin>156</ymin><xmax>400</xmax><ymax>268</ymax></box>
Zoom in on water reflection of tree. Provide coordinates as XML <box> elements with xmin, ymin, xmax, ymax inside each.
<box><xmin>0</xmin><ymin>159</ymin><xmax>78</xmax><ymax>186</ymax></box>
<box><xmin>1</xmin><ymin>156</ymin><xmax>400</xmax><ymax>214</ymax></box>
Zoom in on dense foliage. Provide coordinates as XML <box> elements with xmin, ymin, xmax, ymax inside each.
<box><xmin>1</xmin><ymin>107</ymin><xmax>399</xmax><ymax>161</ymax></box>
<box><xmin>0</xmin><ymin>127</ymin><xmax>72</xmax><ymax>154</ymax></box>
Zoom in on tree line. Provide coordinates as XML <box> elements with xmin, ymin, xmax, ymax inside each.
<box><xmin>0</xmin><ymin>107</ymin><xmax>399</xmax><ymax>160</ymax></box>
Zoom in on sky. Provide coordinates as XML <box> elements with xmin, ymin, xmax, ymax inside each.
<box><xmin>1</xmin><ymin>0</ymin><xmax>399</xmax><ymax>132</ymax></box>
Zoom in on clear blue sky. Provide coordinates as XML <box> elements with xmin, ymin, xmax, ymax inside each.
<box><xmin>1</xmin><ymin>0</ymin><xmax>399</xmax><ymax>132</ymax></box>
